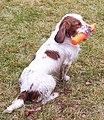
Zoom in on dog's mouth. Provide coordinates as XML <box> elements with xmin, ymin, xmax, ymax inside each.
<box><xmin>78</xmin><ymin>24</ymin><xmax>92</xmax><ymax>32</ymax></box>
<box><xmin>76</xmin><ymin>25</ymin><xmax>92</xmax><ymax>40</ymax></box>
<box><xmin>66</xmin><ymin>24</ymin><xmax>92</xmax><ymax>40</ymax></box>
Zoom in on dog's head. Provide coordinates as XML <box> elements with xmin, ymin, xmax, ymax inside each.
<box><xmin>55</xmin><ymin>14</ymin><xmax>91</xmax><ymax>43</ymax></box>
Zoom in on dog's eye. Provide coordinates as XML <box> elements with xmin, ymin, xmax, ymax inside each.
<box><xmin>77</xmin><ymin>23</ymin><xmax>82</xmax><ymax>28</ymax></box>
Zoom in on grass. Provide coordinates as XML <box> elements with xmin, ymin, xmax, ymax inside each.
<box><xmin>0</xmin><ymin>0</ymin><xmax>104</xmax><ymax>119</ymax></box>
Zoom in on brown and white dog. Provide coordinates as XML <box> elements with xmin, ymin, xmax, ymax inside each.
<box><xmin>4</xmin><ymin>13</ymin><xmax>91</xmax><ymax>113</ymax></box>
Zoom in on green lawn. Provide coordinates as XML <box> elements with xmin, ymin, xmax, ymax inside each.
<box><xmin>0</xmin><ymin>0</ymin><xmax>104</xmax><ymax>120</ymax></box>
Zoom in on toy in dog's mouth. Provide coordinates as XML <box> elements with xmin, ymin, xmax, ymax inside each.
<box><xmin>70</xmin><ymin>23</ymin><xmax>96</xmax><ymax>45</ymax></box>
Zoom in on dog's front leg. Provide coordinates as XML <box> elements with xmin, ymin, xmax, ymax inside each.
<box><xmin>60</xmin><ymin>61</ymin><xmax>72</xmax><ymax>82</ymax></box>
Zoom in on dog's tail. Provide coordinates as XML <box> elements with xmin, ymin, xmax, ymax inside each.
<box><xmin>3</xmin><ymin>90</ymin><xmax>42</xmax><ymax>113</ymax></box>
<box><xmin>3</xmin><ymin>98</ymin><xmax>24</xmax><ymax>113</ymax></box>
<box><xmin>3</xmin><ymin>91</ymin><xmax>28</xmax><ymax>113</ymax></box>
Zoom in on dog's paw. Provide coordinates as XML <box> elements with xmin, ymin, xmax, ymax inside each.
<box><xmin>52</xmin><ymin>92</ymin><xmax>59</xmax><ymax>99</ymax></box>
<box><xmin>41</xmin><ymin>92</ymin><xmax>59</xmax><ymax>104</ymax></box>
<box><xmin>61</xmin><ymin>76</ymin><xmax>71</xmax><ymax>82</ymax></box>
<box><xmin>65</xmin><ymin>75</ymin><xmax>71</xmax><ymax>81</ymax></box>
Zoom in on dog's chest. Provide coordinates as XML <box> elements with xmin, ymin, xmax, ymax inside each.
<box><xmin>60</xmin><ymin>42</ymin><xmax>80</xmax><ymax>61</ymax></box>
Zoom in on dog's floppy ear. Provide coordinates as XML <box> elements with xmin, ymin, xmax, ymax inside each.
<box><xmin>55</xmin><ymin>23</ymin><xmax>66</xmax><ymax>43</ymax></box>
<box><xmin>55</xmin><ymin>21</ymin><xmax>72</xmax><ymax>43</ymax></box>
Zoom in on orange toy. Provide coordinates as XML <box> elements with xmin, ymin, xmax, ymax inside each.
<box><xmin>71</xmin><ymin>23</ymin><xmax>96</xmax><ymax>45</ymax></box>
